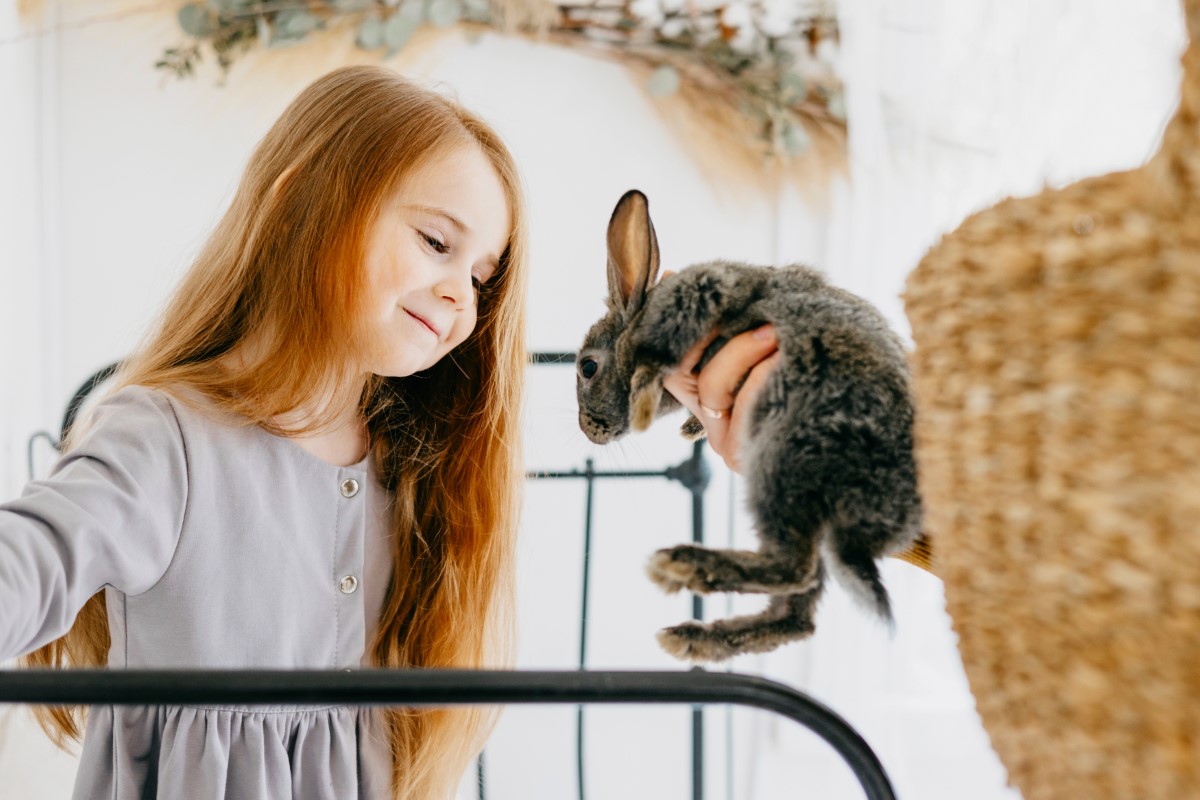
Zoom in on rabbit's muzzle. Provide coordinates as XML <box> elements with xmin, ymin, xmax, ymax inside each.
<box><xmin>579</xmin><ymin>410</ymin><xmax>624</xmax><ymax>444</ymax></box>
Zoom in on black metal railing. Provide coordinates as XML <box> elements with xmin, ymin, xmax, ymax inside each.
<box><xmin>0</xmin><ymin>668</ymin><xmax>896</xmax><ymax>800</ymax></box>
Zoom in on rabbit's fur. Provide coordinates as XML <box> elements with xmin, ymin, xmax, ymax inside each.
<box><xmin>576</xmin><ymin>190</ymin><xmax>922</xmax><ymax>663</ymax></box>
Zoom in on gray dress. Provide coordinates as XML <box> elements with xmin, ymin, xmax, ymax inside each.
<box><xmin>0</xmin><ymin>385</ymin><xmax>397</xmax><ymax>799</ymax></box>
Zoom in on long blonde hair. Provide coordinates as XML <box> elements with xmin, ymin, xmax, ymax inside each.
<box><xmin>24</xmin><ymin>65</ymin><xmax>527</xmax><ymax>799</ymax></box>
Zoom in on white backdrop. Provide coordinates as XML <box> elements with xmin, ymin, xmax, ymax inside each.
<box><xmin>0</xmin><ymin>0</ymin><xmax>1187</xmax><ymax>798</ymax></box>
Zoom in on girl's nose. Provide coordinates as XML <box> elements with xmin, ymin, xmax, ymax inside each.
<box><xmin>433</xmin><ymin>270</ymin><xmax>471</xmax><ymax>309</ymax></box>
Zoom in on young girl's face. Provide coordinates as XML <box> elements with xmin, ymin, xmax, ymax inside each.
<box><xmin>360</xmin><ymin>142</ymin><xmax>511</xmax><ymax>378</ymax></box>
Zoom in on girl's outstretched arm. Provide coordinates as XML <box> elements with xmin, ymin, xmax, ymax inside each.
<box><xmin>0</xmin><ymin>386</ymin><xmax>187</xmax><ymax>661</ymax></box>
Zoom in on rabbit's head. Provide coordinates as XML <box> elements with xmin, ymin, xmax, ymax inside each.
<box><xmin>577</xmin><ymin>190</ymin><xmax>665</xmax><ymax>443</ymax></box>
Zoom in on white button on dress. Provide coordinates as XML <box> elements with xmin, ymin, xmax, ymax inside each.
<box><xmin>341</xmin><ymin>478</ymin><xmax>359</xmax><ymax>497</ymax></box>
<box><xmin>339</xmin><ymin>575</ymin><xmax>358</xmax><ymax>594</ymax></box>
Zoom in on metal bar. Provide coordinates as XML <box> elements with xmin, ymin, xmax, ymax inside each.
<box><xmin>527</xmin><ymin>469</ymin><xmax>670</xmax><ymax>480</ymax></box>
<box><xmin>692</xmin><ymin>501</ymin><xmax>705</xmax><ymax>800</ymax></box>
<box><xmin>530</xmin><ymin>352</ymin><xmax>577</xmax><ymax>365</ymax></box>
<box><xmin>0</xmin><ymin>669</ymin><xmax>896</xmax><ymax>800</ymax></box>
<box><xmin>578</xmin><ymin>458</ymin><xmax>596</xmax><ymax>800</ymax></box>
<box><xmin>688</xmin><ymin>441</ymin><xmax>708</xmax><ymax>800</ymax></box>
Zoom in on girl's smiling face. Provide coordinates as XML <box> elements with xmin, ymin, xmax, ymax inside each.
<box><xmin>360</xmin><ymin>142</ymin><xmax>511</xmax><ymax>378</ymax></box>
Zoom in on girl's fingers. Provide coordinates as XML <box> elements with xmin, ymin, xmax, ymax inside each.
<box><xmin>661</xmin><ymin>324</ymin><xmax>780</xmax><ymax>472</ymax></box>
<box><xmin>722</xmin><ymin>351</ymin><xmax>782</xmax><ymax>471</ymax></box>
<box><xmin>695</xmin><ymin>325</ymin><xmax>778</xmax><ymax>419</ymax></box>
<box><xmin>661</xmin><ymin>368</ymin><xmax>700</xmax><ymax>417</ymax></box>
<box><xmin>662</xmin><ymin>333</ymin><xmax>732</xmax><ymax>451</ymax></box>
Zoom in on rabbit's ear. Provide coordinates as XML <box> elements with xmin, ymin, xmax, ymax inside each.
<box><xmin>606</xmin><ymin>189</ymin><xmax>661</xmax><ymax>319</ymax></box>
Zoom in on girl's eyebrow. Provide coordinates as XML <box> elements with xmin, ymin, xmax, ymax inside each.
<box><xmin>406</xmin><ymin>204</ymin><xmax>468</xmax><ymax>233</ymax></box>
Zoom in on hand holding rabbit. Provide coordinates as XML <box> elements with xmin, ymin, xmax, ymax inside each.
<box><xmin>662</xmin><ymin>323</ymin><xmax>781</xmax><ymax>472</ymax></box>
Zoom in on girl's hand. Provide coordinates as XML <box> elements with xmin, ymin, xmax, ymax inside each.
<box><xmin>662</xmin><ymin>324</ymin><xmax>780</xmax><ymax>472</ymax></box>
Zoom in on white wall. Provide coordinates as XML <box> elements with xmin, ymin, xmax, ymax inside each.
<box><xmin>0</xmin><ymin>0</ymin><xmax>1188</xmax><ymax>798</ymax></box>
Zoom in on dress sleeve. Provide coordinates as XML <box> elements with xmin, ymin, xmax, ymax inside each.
<box><xmin>0</xmin><ymin>386</ymin><xmax>188</xmax><ymax>660</ymax></box>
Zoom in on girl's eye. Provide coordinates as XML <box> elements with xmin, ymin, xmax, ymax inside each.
<box><xmin>420</xmin><ymin>231</ymin><xmax>449</xmax><ymax>254</ymax></box>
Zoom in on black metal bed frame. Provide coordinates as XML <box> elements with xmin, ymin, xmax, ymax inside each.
<box><xmin>4</xmin><ymin>355</ymin><xmax>898</xmax><ymax>800</ymax></box>
<box><xmin>0</xmin><ymin>669</ymin><xmax>895</xmax><ymax>799</ymax></box>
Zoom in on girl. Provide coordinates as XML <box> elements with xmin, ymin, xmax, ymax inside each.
<box><xmin>0</xmin><ymin>65</ymin><xmax>527</xmax><ymax>799</ymax></box>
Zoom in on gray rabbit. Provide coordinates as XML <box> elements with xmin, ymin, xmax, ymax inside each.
<box><xmin>576</xmin><ymin>190</ymin><xmax>922</xmax><ymax>663</ymax></box>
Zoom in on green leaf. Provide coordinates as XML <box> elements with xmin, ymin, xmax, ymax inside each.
<box><xmin>826</xmin><ymin>92</ymin><xmax>846</xmax><ymax>121</ymax></box>
<box><xmin>178</xmin><ymin>3</ymin><xmax>218</xmax><ymax>38</ymax></box>
<box><xmin>383</xmin><ymin>13</ymin><xmax>417</xmax><ymax>52</ymax></box>
<box><xmin>274</xmin><ymin>9</ymin><xmax>321</xmax><ymax>39</ymax></box>
<box><xmin>255</xmin><ymin>14</ymin><xmax>272</xmax><ymax>44</ymax></box>
<box><xmin>427</xmin><ymin>0</ymin><xmax>462</xmax><ymax>28</ymax></box>
<box><xmin>780</xmin><ymin>72</ymin><xmax>807</xmax><ymax>103</ymax></box>
<box><xmin>462</xmin><ymin>0</ymin><xmax>489</xmax><ymax>20</ymax></box>
<box><xmin>645</xmin><ymin>65</ymin><xmax>680</xmax><ymax>97</ymax></box>
<box><xmin>383</xmin><ymin>0</ymin><xmax>423</xmax><ymax>54</ymax></box>
<box><xmin>256</xmin><ymin>14</ymin><xmax>271</xmax><ymax>44</ymax></box>
<box><xmin>207</xmin><ymin>0</ymin><xmax>255</xmax><ymax>13</ymax></box>
<box><xmin>356</xmin><ymin>16</ymin><xmax>385</xmax><ymax>49</ymax></box>
<box><xmin>401</xmin><ymin>0</ymin><xmax>426</xmax><ymax>25</ymax></box>
<box><xmin>781</xmin><ymin>122</ymin><xmax>810</xmax><ymax>155</ymax></box>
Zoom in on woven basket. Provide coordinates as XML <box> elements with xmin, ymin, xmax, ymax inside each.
<box><xmin>903</xmin><ymin>4</ymin><xmax>1200</xmax><ymax>799</ymax></box>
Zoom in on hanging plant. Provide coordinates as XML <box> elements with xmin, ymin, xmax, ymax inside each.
<box><xmin>157</xmin><ymin>0</ymin><xmax>845</xmax><ymax>172</ymax></box>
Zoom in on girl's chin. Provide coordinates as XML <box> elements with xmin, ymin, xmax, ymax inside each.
<box><xmin>371</xmin><ymin>352</ymin><xmax>441</xmax><ymax>378</ymax></box>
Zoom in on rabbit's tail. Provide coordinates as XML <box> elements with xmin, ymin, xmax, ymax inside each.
<box><xmin>820</xmin><ymin>533</ymin><xmax>895</xmax><ymax>632</ymax></box>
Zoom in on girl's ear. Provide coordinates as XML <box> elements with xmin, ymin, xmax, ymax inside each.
<box><xmin>605</xmin><ymin>189</ymin><xmax>661</xmax><ymax>319</ymax></box>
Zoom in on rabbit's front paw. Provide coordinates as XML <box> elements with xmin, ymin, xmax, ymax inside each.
<box><xmin>630</xmin><ymin>364</ymin><xmax>663</xmax><ymax>432</ymax></box>
<box><xmin>656</xmin><ymin>621</ymin><xmax>737</xmax><ymax>663</ymax></box>
<box><xmin>680</xmin><ymin>414</ymin><xmax>706</xmax><ymax>440</ymax></box>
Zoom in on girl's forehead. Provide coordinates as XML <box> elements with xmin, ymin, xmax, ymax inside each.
<box><xmin>402</xmin><ymin>144</ymin><xmax>500</xmax><ymax>194</ymax></box>
<box><xmin>396</xmin><ymin>147</ymin><xmax>511</xmax><ymax>225</ymax></box>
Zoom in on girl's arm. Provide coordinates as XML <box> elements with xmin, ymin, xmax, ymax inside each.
<box><xmin>0</xmin><ymin>386</ymin><xmax>188</xmax><ymax>661</ymax></box>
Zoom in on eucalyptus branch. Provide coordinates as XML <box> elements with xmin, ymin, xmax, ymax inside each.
<box><xmin>158</xmin><ymin>0</ymin><xmax>845</xmax><ymax>161</ymax></box>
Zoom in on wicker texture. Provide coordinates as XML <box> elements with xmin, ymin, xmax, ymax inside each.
<box><xmin>902</xmin><ymin>4</ymin><xmax>1200</xmax><ymax>798</ymax></box>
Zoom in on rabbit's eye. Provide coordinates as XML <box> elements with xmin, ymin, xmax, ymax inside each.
<box><xmin>579</xmin><ymin>357</ymin><xmax>599</xmax><ymax>379</ymax></box>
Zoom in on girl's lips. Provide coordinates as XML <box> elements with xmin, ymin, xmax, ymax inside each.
<box><xmin>404</xmin><ymin>308</ymin><xmax>440</xmax><ymax>338</ymax></box>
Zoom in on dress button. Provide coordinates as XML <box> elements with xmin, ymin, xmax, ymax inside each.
<box><xmin>341</xmin><ymin>478</ymin><xmax>359</xmax><ymax>498</ymax></box>
<box><xmin>339</xmin><ymin>575</ymin><xmax>358</xmax><ymax>594</ymax></box>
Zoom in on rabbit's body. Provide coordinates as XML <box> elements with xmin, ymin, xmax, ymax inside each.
<box><xmin>577</xmin><ymin>191</ymin><xmax>921</xmax><ymax>662</ymax></box>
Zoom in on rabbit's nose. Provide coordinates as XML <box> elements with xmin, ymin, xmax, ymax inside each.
<box><xmin>579</xmin><ymin>412</ymin><xmax>614</xmax><ymax>444</ymax></box>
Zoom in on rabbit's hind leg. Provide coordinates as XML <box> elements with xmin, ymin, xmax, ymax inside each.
<box><xmin>656</xmin><ymin>577</ymin><xmax>826</xmax><ymax>663</ymax></box>
<box><xmin>646</xmin><ymin>539</ymin><xmax>822</xmax><ymax>596</ymax></box>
